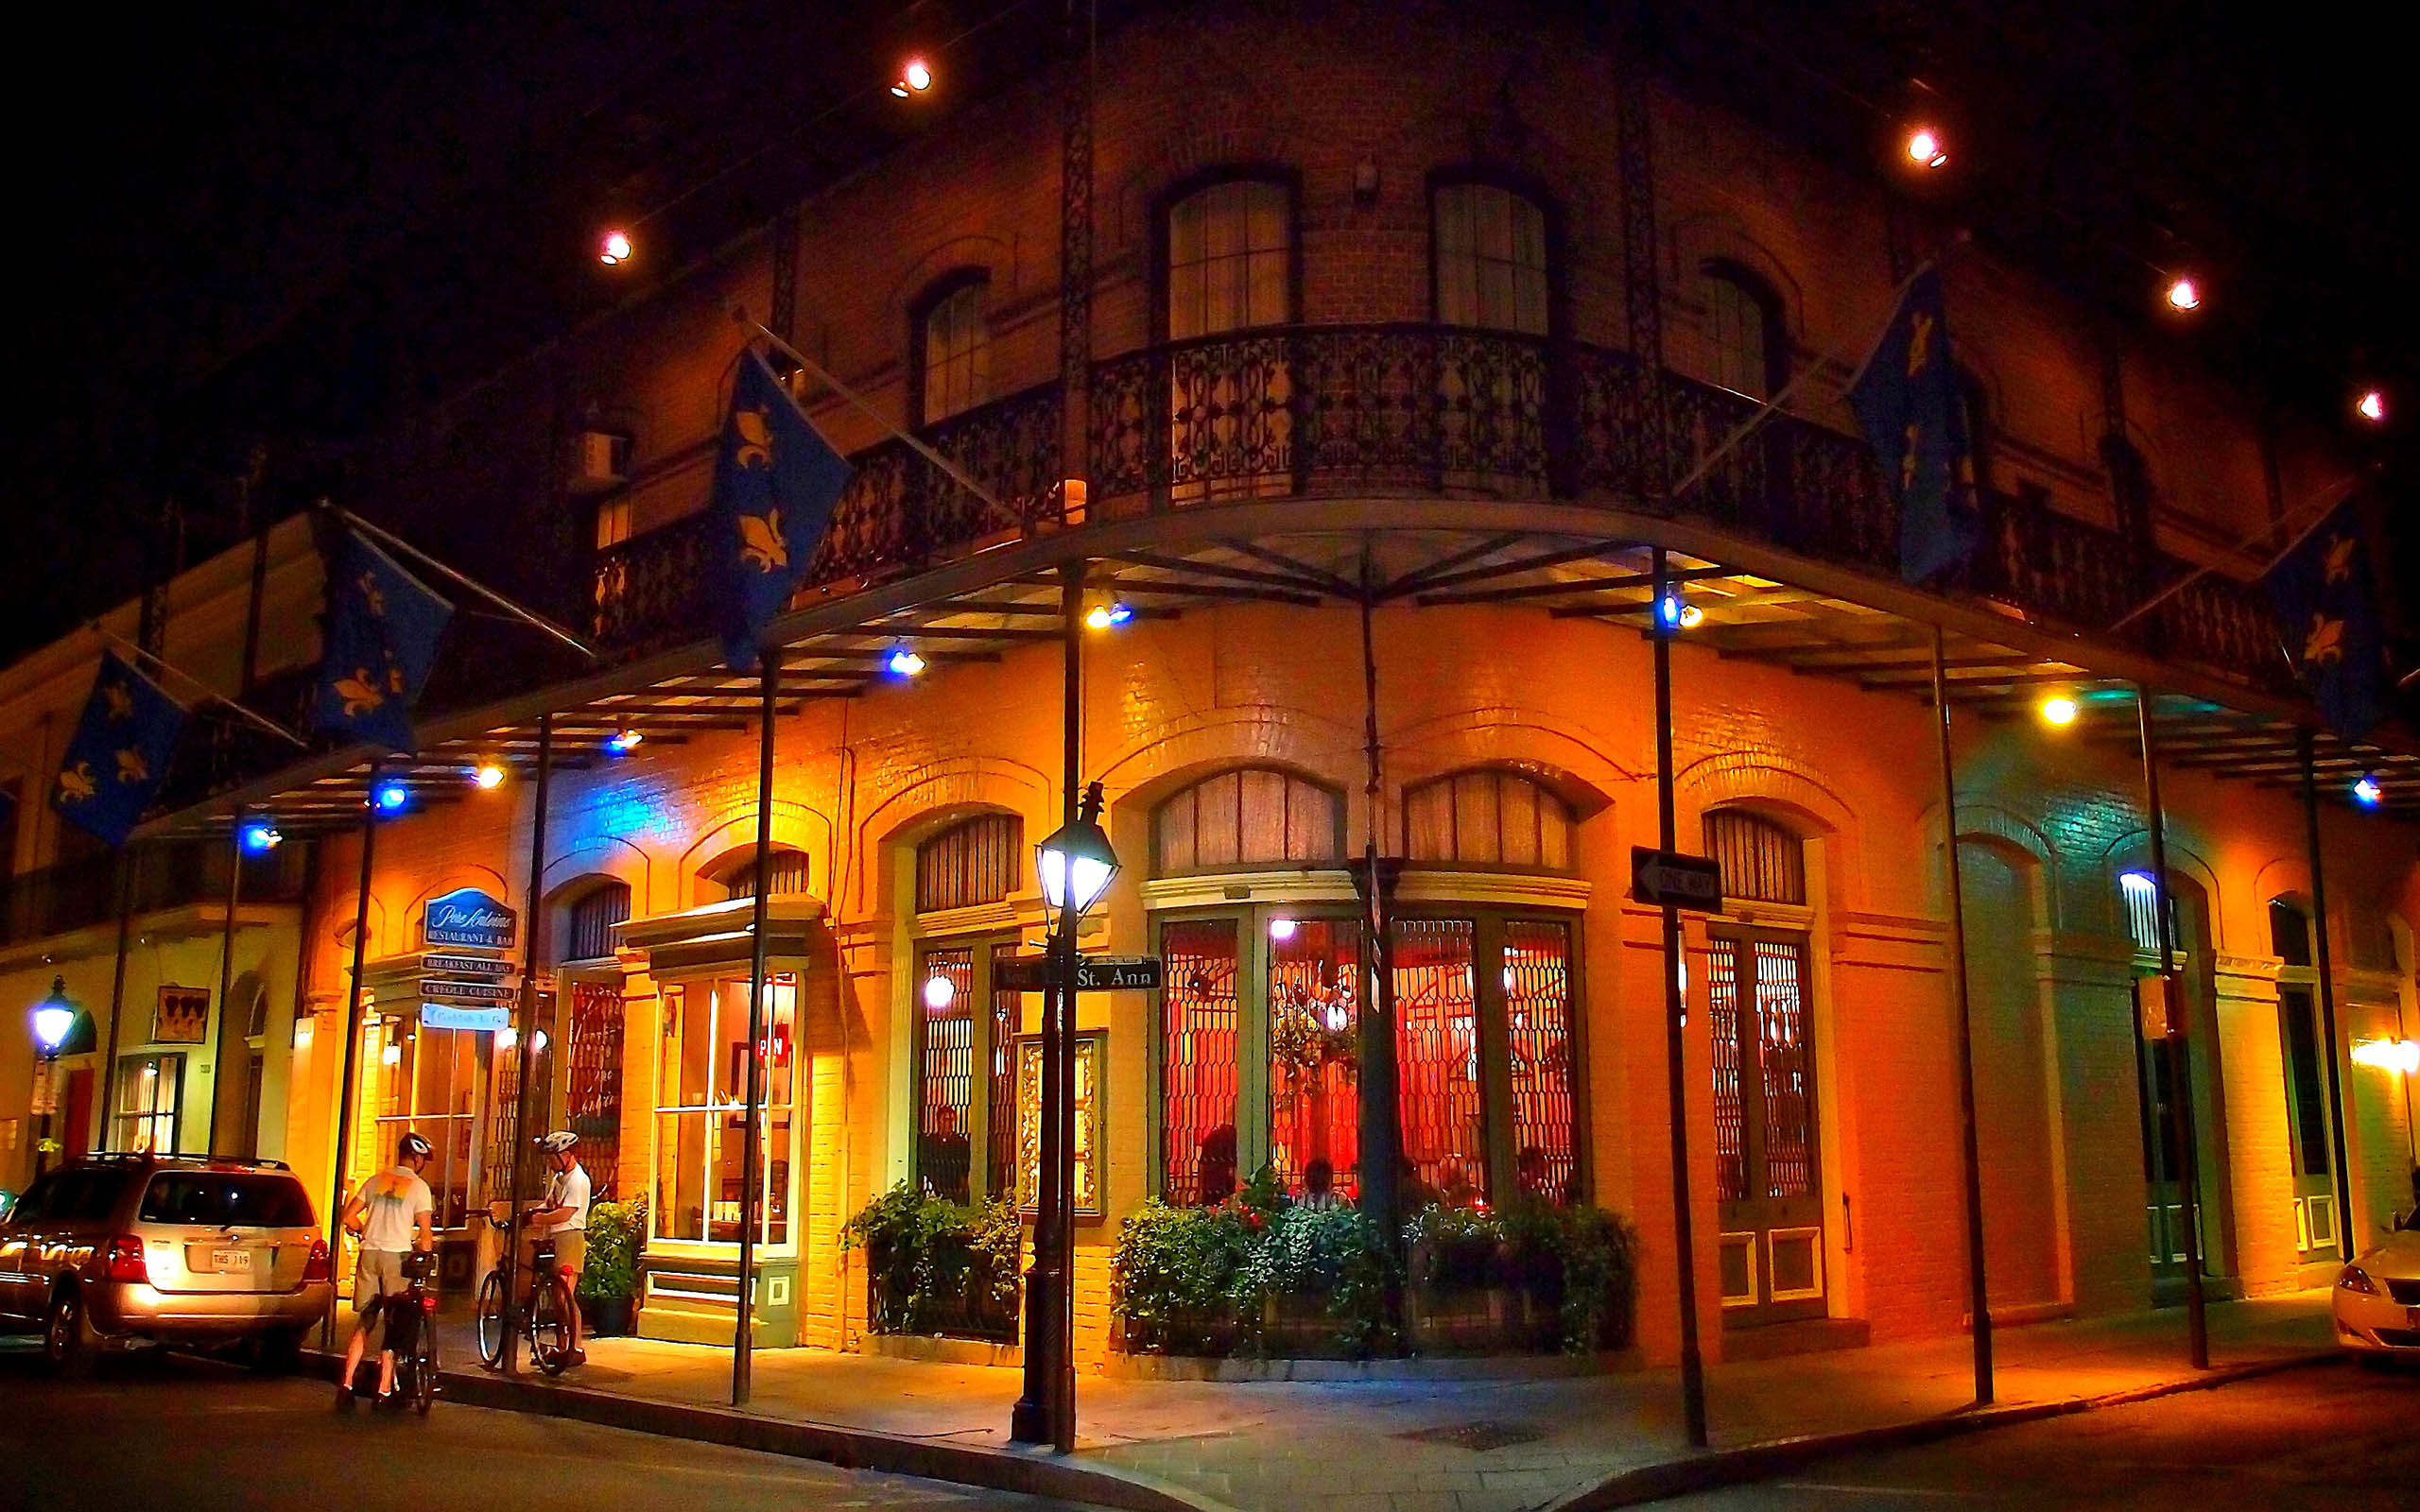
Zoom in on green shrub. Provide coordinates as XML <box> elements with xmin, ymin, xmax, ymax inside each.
<box><xmin>1409</xmin><ymin>1200</ymin><xmax>1641</xmax><ymax>1353</ymax></box>
<box><xmin>842</xmin><ymin>1182</ymin><xmax>1021</xmax><ymax>1338</ymax></box>
<box><xmin>577</xmin><ymin>1195</ymin><xmax>647</xmax><ymax>1305</ymax></box>
<box><xmin>1234</xmin><ymin>1203</ymin><xmax>1398</xmax><ymax>1356</ymax></box>
<box><xmin>1108</xmin><ymin>1198</ymin><xmax>1255</xmax><ymax>1353</ymax></box>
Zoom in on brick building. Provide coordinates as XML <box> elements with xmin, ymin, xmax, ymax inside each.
<box><xmin>6</xmin><ymin>0</ymin><xmax>2417</xmax><ymax>1374</ymax></box>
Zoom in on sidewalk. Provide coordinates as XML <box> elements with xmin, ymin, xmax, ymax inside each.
<box><xmin>395</xmin><ymin>1295</ymin><xmax>2335</xmax><ymax>1512</ymax></box>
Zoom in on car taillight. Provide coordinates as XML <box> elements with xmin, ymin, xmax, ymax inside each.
<box><xmin>105</xmin><ymin>1235</ymin><xmax>147</xmax><ymax>1282</ymax></box>
<box><xmin>302</xmin><ymin>1238</ymin><xmax>331</xmax><ymax>1283</ymax></box>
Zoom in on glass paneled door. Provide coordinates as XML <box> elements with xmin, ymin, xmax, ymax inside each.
<box><xmin>1707</xmin><ymin>929</ymin><xmax>1826</xmax><ymax>1326</ymax></box>
<box><xmin>652</xmin><ymin>973</ymin><xmax>798</xmax><ymax>1250</ymax></box>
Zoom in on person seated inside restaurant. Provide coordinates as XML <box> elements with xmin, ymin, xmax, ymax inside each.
<box><xmin>919</xmin><ymin>1104</ymin><xmax>972</xmax><ymax>1201</ymax></box>
<box><xmin>1196</xmin><ymin>1124</ymin><xmax>1238</xmax><ymax>1205</ymax></box>
<box><xmin>1297</xmin><ymin>1156</ymin><xmax>1344</xmax><ymax>1211</ymax></box>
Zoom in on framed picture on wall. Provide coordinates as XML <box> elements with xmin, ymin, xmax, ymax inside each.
<box><xmin>153</xmin><ymin>987</ymin><xmax>211</xmax><ymax>1045</ymax></box>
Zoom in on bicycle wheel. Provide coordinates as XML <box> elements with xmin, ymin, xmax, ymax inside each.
<box><xmin>528</xmin><ymin>1274</ymin><xmax>574</xmax><ymax>1377</ymax></box>
<box><xmin>412</xmin><ymin>1321</ymin><xmax>438</xmax><ymax>1416</ymax></box>
<box><xmin>474</xmin><ymin>1270</ymin><xmax>508</xmax><ymax>1368</ymax></box>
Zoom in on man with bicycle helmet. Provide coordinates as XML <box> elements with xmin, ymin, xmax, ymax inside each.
<box><xmin>521</xmin><ymin>1129</ymin><xmax>592</xmax><ymax>1365</ymax></box>
<box><xmin>337</xmin><ymin>1130</ymin><xmax>437</xmax><ymax>1406</ymax></box>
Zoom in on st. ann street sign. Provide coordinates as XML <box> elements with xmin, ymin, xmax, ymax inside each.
<box><xmin>1632</xmin><ymin>847</ymin><xmax>1724</xmax><ymax>911</ymax></box>
<box><xmin>994</xmin><ymin>954</ymin><xmax>1165</xmax><ymax>992</ymax></box>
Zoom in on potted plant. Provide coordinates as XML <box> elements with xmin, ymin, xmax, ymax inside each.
<box><xmin>578</xmin><ymin>1194</ymin><xmax>647</xmax><ymax>1336</ymax></box>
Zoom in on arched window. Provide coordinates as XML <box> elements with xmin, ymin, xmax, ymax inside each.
<box><xmin>915</xmin><ymin>813</ymin><xmax>1021</xmax><ymax>914</ymax></box>
<box><xmin>2118</xmin><ymin>870</ymin><xmax>2169</xmax><ymax>955</ymax></box>
<box><xmin>1402</xmin><ymin>768</ymin><xmax>1575</xmax><ymax>868</ymax></box>
<box><xmin>1433</xmin><ymin>180</ymin><xmax>1550</xmax><ymax>335</ymax></box>
<box><xmin>1702</xmin><ymin>263</ymin><xmax>1785</xmax><ymax>402</ymax></box>
<box><xmin>565</xmin><ymin>882</ymin><xmax>632</xmax><ymax>963</ymax></box>
<box><xmin>1703</xmin><ymin>809</ymin><xmax>1805</xmax><ymax>905</ymax></box>
<box><xmin>1164</xmin><ymin>175</ymin><xmax>1295</xmax><ymax>339</ymax></box>
<box><xmin>913</xmin><ymin>273</ymin><xmax>991</xmax><ymax>426</ymax></box>
<box><xmin>1152</xmin><ymin>766</ymin><xmax>1342</xmax><ymax>874</ymax></box>
<box><xmin>710</xmin><ymin>848</ymin><xmax>809</xmax><ymax>902</ymax></box>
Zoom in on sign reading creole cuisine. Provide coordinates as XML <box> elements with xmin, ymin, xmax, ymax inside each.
<box><xmin>424</xmin><ymin>887</ymin><xmax>516</xmax><ymax>951</ymax></box>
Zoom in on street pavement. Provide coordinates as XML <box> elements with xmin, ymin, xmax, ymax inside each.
<box><xmin>1661</xmin><ymin>1358</ymin><xmax>2420</xmax><ymax>1510</ymax></box>
<box><xmin>0</xmin><ymin>1341</ymin><xmax>1086</xmax><ymax>1512</ymax></box>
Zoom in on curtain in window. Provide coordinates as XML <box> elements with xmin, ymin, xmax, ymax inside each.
<box><xmin>1167</xmin><ymin>180</ymin><xmax>1290</xmax><ymax>339</ymax></box>
<box><xmin>1705</xmin><ymin>273</ymin><xmax>1772</xmax><ymax>401</ymax></box>
<box><xmin>1435</xmin><ymin>183</ymin><xmax>1548</xmax><ymax>335</ymax></box>
<box><xmin>921</xmin><ymin>281</ymin><xmax>992</xmax><ymax>424</ymax></box>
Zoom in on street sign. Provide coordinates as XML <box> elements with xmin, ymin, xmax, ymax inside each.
<box><xmin>422</xmin><ymin>952</ymin><xmax>514</xmax><ymax>978</ymax></box>
<box><xmin>994</xmin><ymin>954</ymin><xmax>1165</xmax><ymax>992</ymax></box>
<box><xmin>420</xmin><ymin>1004</ymin><xmax>512</xmax><ymax>1032</ymax></box>
<box><xmin>1632</xmin><ymin>847</ymin><xmax>1724</xmax><ymax>911</ymax></box>
<box><xmin>420</xmin><ymin>977</ymin><xmax>516</xmax><ymax>1005</ymax></box>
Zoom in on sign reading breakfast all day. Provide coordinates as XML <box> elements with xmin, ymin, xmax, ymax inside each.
<box><xmin>424</xmin><ymin>887</ymin><xmax>516</xmax><ymax>951</ymax></box>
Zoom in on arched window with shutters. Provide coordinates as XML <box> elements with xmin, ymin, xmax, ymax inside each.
<box><xmin>709</xmin><ymin>848</ymin><xmax>810</xmax><ymax>902</ymax></box>
<box><xmin>1702</xmin><ymin>262</ymin><xmax>1786</xmax><ymax>403</ymax></box>
<box><xmin>1432</xmin><ymin>180</ymin><xmax>1552</xmax><ymax>335</ymax></box>
<box><xmin>1403</xmin><ymin>768</ymin><xmax>1575</xmax><ymax>869</ymax></box>
<box><xmin>910</xmin><ymin>271</ymin><xmax>992</xmax><ymax>427</ymax></box>
<box><xmin>565</xmin><ymin>882</ymin><xmax>632</xmax><ymax>964</ymax></box>
<box><xmin>915</xmin><ymin>813</ymin><xmax>1021</xmax><ymax>914</ymax></box>
<box><xmin>1703</xmin><ymin>809</ymin><xmax>1806</xmax><ymax>905</ymax></box>
<box><xmin>1152</xmin><ymin>766</ymin><xmax>1342</xmax><ymax>874</ymax></box>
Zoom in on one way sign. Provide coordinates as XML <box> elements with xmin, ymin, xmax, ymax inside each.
<box><xmin>1632</xmin><ymin>847</ymin><xmax>1724</xmax><ymax>911</ymax></box>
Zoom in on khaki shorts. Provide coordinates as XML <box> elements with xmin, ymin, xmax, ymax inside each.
<box><xmin>352</xmin><ymin>1249</ymin><xmax>409</xmax><ymax>1349</ymax></box>
<box><xmin>521</xmin><ymin>1228</ymin><xmax>587</xmax><ymax>1280</ymax></box>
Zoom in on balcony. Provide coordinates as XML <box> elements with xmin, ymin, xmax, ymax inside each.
<box><xmin>0</xmin><ymin>839</ymin><xmax>308</xmax><ymax>951</ymax></box>
<box><xmin>587</xmin><ymin>324</ymin><xmax>2285</xmax><ymax>696</ymax></box>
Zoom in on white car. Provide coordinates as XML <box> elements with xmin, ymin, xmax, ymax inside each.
<box><xmin>2332</xmin><ymin>1208</ymin><xmax>2420</xmax><ymax>1359</ymax></box>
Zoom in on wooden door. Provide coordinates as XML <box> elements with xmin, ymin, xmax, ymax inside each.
<box><xmin>1708</xmin><ymin>930</ymin><xmax>1826</xmax><ymax>1326</ymax></box>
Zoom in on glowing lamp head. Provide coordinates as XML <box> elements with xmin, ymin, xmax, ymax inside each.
<box><xmin>2351</xmin><ymin>1037</ymin><xmax>2420</xmax><ymax>1074</ymax></box>
<box><xmin>373</xmin><ymin>782</ymin><xmax>410</xmax><ymax>813</ymax></box>
<box><xmin>31</xmin><ymin>978</ymin><xmax>78</xmax><ymax>1057</ymax></box>
<box><xmin>381</xmin><ymin>1041</ymin><xmax>403</xmax><ymax>1067</ymax></box>
<box><xmin>2351</xmin><ymin>774</ymin><xmax>2384</xmax><ymax>808</ymax></box>
<box><xmin>527</xmin><ymin>1029</ymin><xmax>549</xmax><ymax>1055</ymax></box>
<box><xmin>2357</xmin><ymin>389</ymin><xmax>2387</xmax><ymax>423</ymax></box>
<box><xmin>1034</xmin><ymin>798</ymin><xmax>1119</xmax><ymax>915</ymax></box>
<box><xmin>599</xmin><ymin>231</ymin><xmax>632</xmax><ymax>266</ymax></box>
<box><xmin>607</xmin><ymin>729</ymin><xmax>644</xmax><ymax>754</ymax></box>
<box><xmin>2039</xmin><ymin>695</ymin><xmax>2080</xmax><ymax>727</ymax></box>
<box><xmin>904</xmin><ymin>59</ymin><xmax>932</xmax><ymax>91</ymax></box>
<box><xmin>493</xmin><ymin>1024</ymin><xmax>517</xmax><ymax>1051</ymax></box>
<box><xmin>1268</xmin><ymin>917</ymin><xmax>1299</xmax><ymax>943</ymax></box>
<box><xmin>1906</xmin><ymin>128</ymin><xmax>1947</xmax><ymax>168</ymax></box>
<box><xmin>2165</xmin><ymin>276</ymin><xmax>2201</xmax><ymax>312</ymax></box>
<box><xmin>474</xmin><ymin>763</ymin><xmax>507</xmax><ymax>790</ymax></box>
<box><xmin>238</xmin><ymin>820</ymin><xmax>282</xmax><ymax>854</ymax></box>
<box><xmin>887</xmin><ymin>647</ymin><xmax>927</xmax><ymax>679</ymax></box>
<box><xmin>923</xmin><ymin>974</ymin><xmax>957</xmax><ymax>1012</ymax></box>
<box><xmin>1085</xmin><ymin>600</ymin><xmax>1134</xmax><ymax>630</ymax></box>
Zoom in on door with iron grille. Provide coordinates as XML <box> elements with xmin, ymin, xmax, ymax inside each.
<box><xmin>1707</xmin><ymin>928</ymin><xmax>1826</xmax><ymax>1326</ymax></box>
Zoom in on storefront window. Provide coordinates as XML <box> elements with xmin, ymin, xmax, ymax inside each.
<box><xmin>1503</xmin><ymin>919</ymin><xmax>1579</xmax><ymax>1204</ymax></box>
<box><xmin>1160</xmin><ymin>918</ymin><xmax>1241</xmax><ymax>1205</ymax></box>
<box><xmin>363</xmin><ymin>1019</ymin><xmax>478</xmax><ymax>1230</ymax></box>
<box><xmin>1268</xmin><ymin>918</ymin><xmax>1360</xmax><ymax>1198</ymax></box>
<box><xmin>1394</xmin><ymin>919</ymin><xmax>1487</xmax><ymax>1208</ymax></box>
<box><xmin>112</xmin><ymin>1053</ymin><xmax>183</xmax><ymax>1154</ymax></box>
<box><xmin>916</xmin><ymin>945</ymin><xmax>977</xmax><ymax>1203</ymax></box>
<box><xmin>652</xmin><ymin>973</ymin><xmax>796</xmax><ymax>1246</ymax></box>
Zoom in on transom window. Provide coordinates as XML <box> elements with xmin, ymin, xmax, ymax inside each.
<box><xmin>1704</xmin><ymin>810</ymin><xmax>1806</xmax><ymax>906</ymax></box>
<box><xmin>711</xmin><ymin>849</ymin><xmax>809</xmax><ymax>902</ymax></box>
<box><xmin>1403</xmin><ymin>768</ymin><xmax>1575</xmax><ymax>868</ymax></box>
<box><xmin>917</xmin><ymin>277</ymin><xmax>992</xmax><ymax>425</ymax></box>
<box><xmin>566</xmin><ymin>882</ymin><xmax>632</xmax><ymax>963</ymax></box>
<box><xmin>916</xmin><ymin>814</ymin><xmax>1022</xmax><ymax>914</ymax></box>
<box><xmin>1153</xmin><ymin>767</ymin><xmax>1341</xmax><ymax>873</ymax></box>
<box><xmin>1433</xmin><ymin>181</ymin><xmax>1549</xmax><ymax>335</ymax></box>
<box><xmin>1166</xmin><ymin>178</ymin><xmax>1292</xmax><ymax>339</ymax></box>
<box><xmin>1703</xmin><ymin>265</ymin><xmax>1782</xmax><ymax>402</ymax></box>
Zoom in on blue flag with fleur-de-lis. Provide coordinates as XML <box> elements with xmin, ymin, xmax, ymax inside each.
<box><xmin>1847</xmin><ymin>266</ymin><xmax>1980</xmax><ymax>585</ymax></box>
<box><xmin>51</xmin><ymin>651</ymin><xmax>186</xmax><ymax>846</ymax></box>
<box><xmin>710</xmin><ymin>350</ymin><xmax>853</xmax><ymax>670</ymax></box>
<box><xmin>2264</xmin><ymin>500</ymin><xmax>2383</xmax><ymax>740</ymax></box>
<box><xmin>312</xmin><ymin>524</ymin><xmax>454</xmax><ymax>753</ymax></box>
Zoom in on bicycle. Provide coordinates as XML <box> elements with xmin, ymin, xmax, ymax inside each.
<box><xmin>340</xmin><ymin>1248</ymin><xmax>440</xmax><ymax>1416</ymax></box>
<box><xmin>474</xmin><ymin>1210</ymin><xmax>577</xmax><ymax>1376</ymax></box>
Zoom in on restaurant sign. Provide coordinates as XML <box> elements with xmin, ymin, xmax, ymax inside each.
<box><xmin>424</xmin><ymin>887</ymin><xmax>516</xmax><ymax>950</ymax></box>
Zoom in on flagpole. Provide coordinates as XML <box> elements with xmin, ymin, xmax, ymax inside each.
<box><xmin>206</xmin><ymin>815</ymin><xmax>248</xmax><ymax>1156</ymax></box>
<box><xmin>329</xmin><ymin>507</ymin><xmax>600</xmax><ymax>662</ymax></box>
<box><xmin>91</xmin><ymin>627</ymin><xmax>308</xmax><ymax>749</ymax></box>
<box><xmin>2108</xmin><ymin>472</ymin><xmax>2367</xmax><ymax>634</ymax></box>
<box><xmin>733</xmin><ymin>651</ymin><xmax>779</xmax><ymax>1408</ymax></box>
<box><xmin>1932</xmin><ymin>627</ymin><xmax>1994</xmax><ymax>1403</ymax></box>
<box><xmin>323</xmin><ymin>766</ymin><xmax>381</xmax><ymax>1352</ymax></box>
<box><xmin>501</xmin><ymin>713</ymin><xmax>555</xmax><ymax>1378</ymax></box>
<box><xmin>735</xmin><ymin>317</ymin><xmax>1008</xmax><ymax>516</ymax></box>
<box><xmin>96</xmin><ymin>845</ymin><xmax>141</xmax><ymax>1151</ymax></box>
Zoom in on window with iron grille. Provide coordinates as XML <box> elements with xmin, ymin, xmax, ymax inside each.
<box><xmin>566</xmin><ymin>882</ymin><xmax>632</xmax><ymax>962</ymax></box>
<box><xmin>715</xmin><ymin>849</ymin><xmax>809</xmax><ymax>902</ymax></box>
<box><xmin>1152</xmin><ymin>767</ymin><xmax>1341</xmax><ymax>874</ymax></box>
<box><xmin>1703</xmin><ymin>810</ymin><xmax>1806</xmax><ymax>905</ymax></box>
<box><xmin>1403</xmin><ymin>768</ymin><xmax>1575</xmax><ymax>868</ymax></box>
<box><xmin>916</xmin><ymin>814</ymin><xmax>1021</xmax><ymax>914</ymax></box>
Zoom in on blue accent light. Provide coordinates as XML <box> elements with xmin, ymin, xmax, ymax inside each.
<box><xmin>237</xmin><ymin>821</ymin><xmax>282</xmax><ymax>854</ymax></box>
<box><xmin>606</xmin><ymin>730</ymin><xmax>644</xmax><ymax>755</ymax></box>
<box><xmin>2351</xmin><ymin>775</ymin><xmax>2384</xmax><ymax>808</ymax></box>
<box><xmin>374</xmin><ymin>782</ymin><xmax>411</xmax><ymax>813</ymax></box>
<box><xmin>887</xmin><ymin>647</ymin><xmax>927</xmax><ymax>678</ymax></box>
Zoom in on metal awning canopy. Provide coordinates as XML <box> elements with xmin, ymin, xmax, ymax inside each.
<box><xmin>142</xmin><ymin>500</ymin><xmax>2420</xmax><ymax>839</ymax></box>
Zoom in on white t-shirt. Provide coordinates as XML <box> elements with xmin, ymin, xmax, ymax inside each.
<box><xmin>540</xmin><ymin>1162</ymin><xmax>591</xmax><ymax>1235</ymax></box>
<box><xmin>356</xmin><ymin>1166</ymin><xmax>435</xmax><ymax>1254</ymax></box>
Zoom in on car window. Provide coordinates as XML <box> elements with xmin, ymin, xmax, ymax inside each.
<box><xmin>139</xmin><ymin>1172</ymin><xmax>316</xmax><ymax>1228</ymax></box>
<box><xmin>66</xmin><ymin>1171</ymin><xmax>130</xmax><ymax>1222</ymax></box>
<box><xmin>9</xmin><ymin>1175</ymin><xmax>60</xmax><ymax>1225</ymax></box>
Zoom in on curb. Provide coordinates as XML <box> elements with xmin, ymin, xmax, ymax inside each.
<box><xmin>304</xmin><ymin>1349</ymin><xmax>1228</xmax><ymax>1512</ymax></box>
<box><xmin>1545</xmin><ymin>1350</ymin><xmax>2341</xmax><ymax>1511</ymax></box>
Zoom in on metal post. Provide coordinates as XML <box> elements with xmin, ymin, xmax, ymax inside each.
<box><xmin>97</xmin><ymin>846</ymin><xmax>139</xmax><ymax>1150</ymax></box>
<box><xmin>1653</xmin><ymin>548</ymin><xmax>1708</xmax><ymax>1447</ymax></box>
<box><xmin>2135</xmin><ymin>687</ymin><xmax>2207</xmax><ymax>1369</ymax></box>
<box><xmin>322</xmin><ymin>768</ymin><xmax>382</xmax><ymax>1350</ymax></box>
<box><xmin>1931</xmin><ymin>627</ymin><xmax>1995</xmax><ymax>1403</ymax></box>
<box><xmin>502</xmin><ymin>715</ymin><xmax>556</xmax><ymax>1378</ymax></box>
<box><xmin>2296</xmin><ymin>730</ymin><xmax>2357</xmax><ymax>1260</ymax></box>
<box><xmin>732</xmin><ymin>662</ymin><xmax>779</xmax><ymax>1405</ymax></box>
<box><xmin>1356</xmin><ymin>553</ymin><xmax>1404</xmax><ymax>1278</ymax></box>
<box><xmin>206</xmin><ymin>816</ymin><xmax>248</xmax><ymax>1155</ymax></box>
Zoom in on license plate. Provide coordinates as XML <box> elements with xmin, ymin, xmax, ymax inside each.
<box><xmin>212</xmin><ymin>1248</ymin><xmax>253</xmax><ymax>1271</ymax></box>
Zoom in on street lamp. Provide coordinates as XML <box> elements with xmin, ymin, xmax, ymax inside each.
<box><xmin>1014</xmin><ymin>781</ymin><xmax>1118</xmax><ymax>1452</ymax></box>
<box><xmin>29</xmin><ymin>977</ymin><xmax>81</xmax><ymax>1179</ymax></box>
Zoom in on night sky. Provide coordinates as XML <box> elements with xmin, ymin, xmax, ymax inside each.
<box><xmin>8</xmin><ymin>1</ymin><xmax>2412</xmax><ymax>667</ymax></box>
